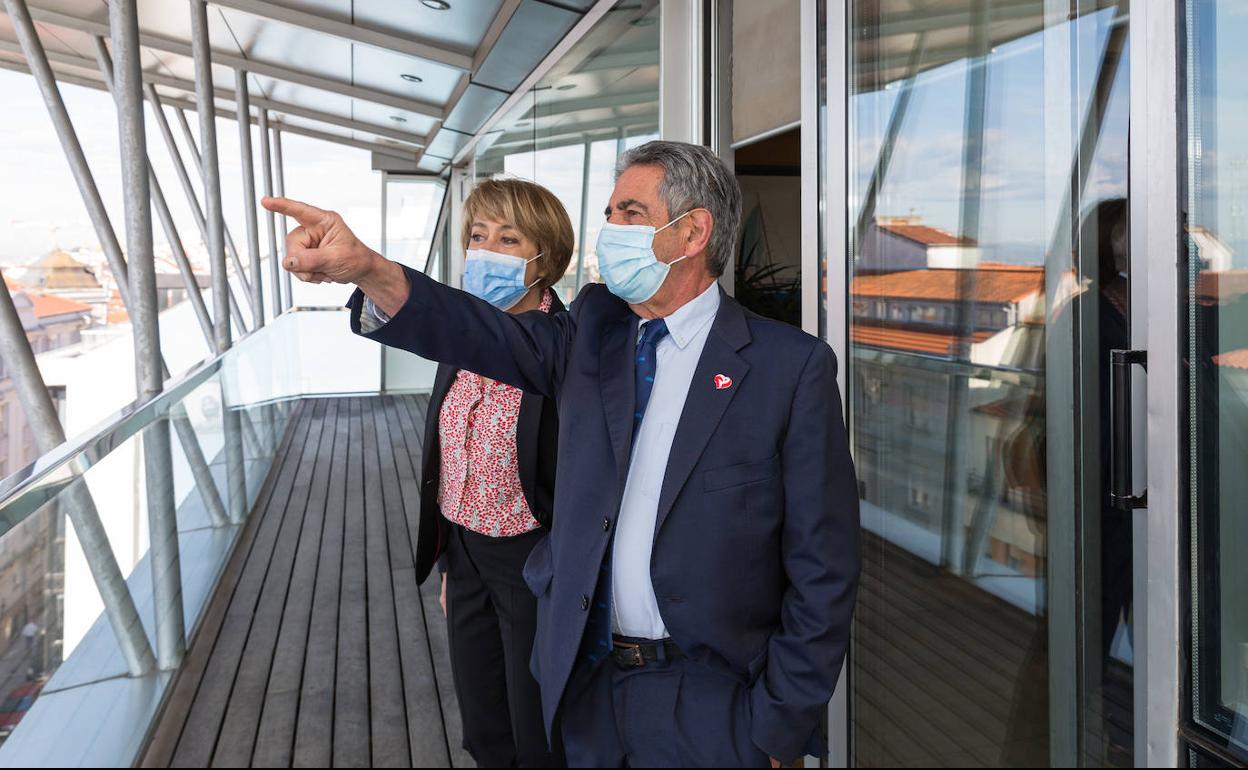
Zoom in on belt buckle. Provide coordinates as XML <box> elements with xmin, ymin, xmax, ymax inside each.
<box><xmin>614</xmin><ymin>643</ymin><xmax>645</xmax><ymax>669</ymax></box>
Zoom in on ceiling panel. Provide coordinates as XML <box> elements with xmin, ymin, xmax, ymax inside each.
<box><xmin>472</xmin><ymin>0</ymin><xmax>578</xmax><ymax>92</ymax></box>
<box><xmin>349</xmin><ymin>99</ymin><xmax>439</xmax><ymax>137</ymax></box>
<box><xmin>441</xmin><ymin>82</ymin><xmax>506</xmax><ymax>134</ymax></box>
<box><xmin>351</xmin><ymin>45</ymin><xmax>462</xmax><ymax>105</ymax></box>
<box><xmin>214</xmin><ymin>6</ymin><xmax>353</xmax><ymax>83</ymax></box>
<box><xmin>352</xmin><ymin>0</ymin><xmax>502</xmax><ymax>52</ymax></box>
<box><xmin>422</xmin><ymin>127</ymin><xmax>471</xmax><ymax>160</ymax></box>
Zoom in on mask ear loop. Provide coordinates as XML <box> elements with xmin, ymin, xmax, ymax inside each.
<box><xmin>654</xmin><ymin>211</ymin><xmax>695</xmax><ymax>267</ymax></box>
<box><xmin>654</xmin><ymin>209</ymin><xmax>694</xmax><ymax>234</ymax></box>
<box><xmin>523</xmin><ymin>252</ymin><xmax>543</xmax><ymax>290</ymax></box>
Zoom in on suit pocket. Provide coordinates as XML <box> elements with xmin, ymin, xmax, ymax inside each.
<box><xmin>703</xmin><ymin>454</ymin><xmax>781</xmax><ymax>492</ymax></box>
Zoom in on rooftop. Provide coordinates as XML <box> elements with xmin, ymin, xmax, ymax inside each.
<box><xmin>852</xmin><ymin>265</ymin><xmax>1044</xmax><ymax>305</ymax></box>
<box><xmin>27</xmin><ymin>292</ymin><xmax>91</xmax><ymax>319</ymax></box>
<box><xmin>851</xmin><ymin>322</ymin><xmax>994</xmax><ymax>357</ymax></box>
<box><xmin>875</xmin><ymin>218</ymin><xmax>978</xmax><ymax>247</ymax></box>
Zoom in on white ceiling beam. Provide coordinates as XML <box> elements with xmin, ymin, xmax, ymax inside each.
<box><xmin>452</xmin><ymin>0</ymin><xmax>619</xmax><ymax>165</ymax></box>
<box><xmin>209</xmin><ymin>0</ymin><xmax>474</xmax><ymax>72</ymax></box>
<box><xmin>472</xmin><ymin>0</ymin><xmax>522</xmax><ymax>73</ymax></box>
<box><xmin>0</xmin><ymin>56</ymin><xmax>420</xmax><ymax>162</ymax></box>
<box><xmin>0</xmin><ymin>40</ymin><xmax>428</xmax><ymax>147</ymax></box>
<box><xmin>12</xmin><ymin>4</ymin><xmax>445</xmax><ymax>119</ymax></box>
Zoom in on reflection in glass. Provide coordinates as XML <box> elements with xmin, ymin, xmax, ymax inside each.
<box><xmin>1185</xmin><ymin>1</ymin><xmax>1248</xmax><ymax>764</ymax></box>
<box><xmin>473</xmin><ymin>0</ymin><xmax>660</xmax><ymax>304</ymax></box>
<box><xmin>843</xmin><ymin>1</ymin><xmax>1131</xmax><ymax>766</ymax></box>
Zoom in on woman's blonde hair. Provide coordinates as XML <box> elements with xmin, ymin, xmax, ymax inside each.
<box><xmin>461</xmin><ymin>178</ymin><xmax>575</xmax><ymax>290</ymax></box>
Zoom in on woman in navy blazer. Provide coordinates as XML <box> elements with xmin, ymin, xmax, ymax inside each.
<box><xmin>408</xmin><ymin>179</ymin><xmax>571</xmax><ymax>768</ymax></box>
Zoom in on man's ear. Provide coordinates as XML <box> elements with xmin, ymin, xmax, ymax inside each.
<box><xmin>682</xmin><ymin>208</ymin><xmax>715</xmax><ymax>257</ymax></box>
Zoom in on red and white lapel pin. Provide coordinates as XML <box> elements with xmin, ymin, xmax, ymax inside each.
<box><xmin>713</xmin><ymin>374</ymin><xmax>733</xmax><ymax>391</ymax></box>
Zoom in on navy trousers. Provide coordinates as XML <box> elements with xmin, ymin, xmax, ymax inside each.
<box><xmin>559</xmin><ymin>655</ymin><xmax>771</xmax><ymax>768</ymax></box>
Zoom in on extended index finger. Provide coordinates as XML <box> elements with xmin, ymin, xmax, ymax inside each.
<box><xmin>261</xmin><ymin>196</ymin><xmax>326</xmax><ymax>227</ymax></box>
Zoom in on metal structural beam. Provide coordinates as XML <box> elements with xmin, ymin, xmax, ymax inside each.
<box><xmin>190</xmin><ymin>0</ymin><xmax>247</xmax><ymax>523</ymax></box>
<box><xmin>0</xmin><ymin>10</ymin><xmax>234</xmax><ymax>557</ymax></box>
<box><xmin>272</xmin><ymin>127</ymin><xmax>292</xmax><ymax>310</ymax></box>
<box><xmin>170</xmin><ymin>104</ymin><xmax>268</xmax><ymax>313</ymax></box>
<box><xmin>0</xmin><ymin>277</ymin><xmax>157</xmax><ymax>677</ymax></box>
<box><xmin>235</xmin><ymin>69</ymin><xmax>264</xmax><ymax>329</ymax></box>
<box><xmin>258</xmin><ymin>109</ymin><xmax>281</xmax><ymax>317</ymax></box>
<box><xmin>209</xmin><ymin>0</ymin><xmax>474</xmax><ymax>72</ymax></box>
<box><xmin>109</xmin><ymin>0</ymin><xmax>186</xmax><ymax>672</ymax></box>
<box><xmin>18</xmin><ymin>4</ymin><xmax>446</xmax><ymax>119</ymax></box>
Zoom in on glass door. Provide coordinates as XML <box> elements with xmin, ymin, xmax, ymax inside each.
<box><xmin>834</xmin><ymin>0</ymin><xmax>1134</xmax><ymax>765</ymax></box>
<box><xmin>1182</xmin><ymin>1</ymin><xmax>1248</xmax><ymax>764</ymax></box>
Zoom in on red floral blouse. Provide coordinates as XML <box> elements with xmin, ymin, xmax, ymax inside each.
<box><xmin>437</xmin><ymin>290</ymin><xmax>552</xmax><ymax>537</ymax></box>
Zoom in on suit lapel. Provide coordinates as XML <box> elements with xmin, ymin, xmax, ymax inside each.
<box><xmin>654</xmin><ymin>294</ymin><xmax>752</xmax><ymax>534</ymax></box>
<box><xmin>599</xmin><ymin>315</ymin><xmax>639</xmax><ymax>497</ymax></box>
<box><xmin>422</xmin><ymin>364</ymin><xmax>457</xmax><ymax>480</ymax></box>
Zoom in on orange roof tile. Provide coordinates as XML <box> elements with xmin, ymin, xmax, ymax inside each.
<box><xmin>877</xmin><ymin>221</ymin><xmax>977</xmax><ymax>246</ymax></box>
<box><xmin>28</xmin><ymin>293</ymin><xmax>91</xmax><ymax>319</ymax></box>
<box><xmin>1197</xmin><ymin>271</ymin><xmax>1248</xmax><ymax>304</ymax></box>
<box><xmin>852</xmin><ymin>267</ymin><xmax>1044</xmax><ymax>304</ymax></box>
<box><xmin>851</xmin><ymin>322</ymin><xmax>994</xmax><ymax>356</ymax></box>
<box><xmin>107</xmin><ymin>290</ymin><xmax>129</xmax><ymax>325</ymax></box>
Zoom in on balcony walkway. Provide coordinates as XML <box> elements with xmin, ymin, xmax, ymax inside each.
<box><xmin>140</xmin><ymin>396</ymin><xmax>471</xmax><ymax>768</ymax></box>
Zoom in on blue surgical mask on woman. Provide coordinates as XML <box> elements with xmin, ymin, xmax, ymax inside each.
<box><xmin>463</xmin><ymin>249</ymin><xmax>541</xmax><ymax>311</ymax></box>
<box><xmin>595</xmin><ymin>210</ymin><xmax>693</xmax><ymax>304</ymax></box>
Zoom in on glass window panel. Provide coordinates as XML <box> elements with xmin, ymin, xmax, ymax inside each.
<box><xmin>472</xmin><ymin>0</ymin><xmax>660</xmax><ymax>305</ymax></box>
<box><xmin>841</xmin><ymin>1</ymin><xmax>1132</xmax><ymax>766</ymax></box>
<box><xmin>1184</xmin><ymin>1</ymin><xmax>1248</xmax><ymax>764</ymax></box>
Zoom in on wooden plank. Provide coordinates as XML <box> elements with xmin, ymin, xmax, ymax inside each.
<box><xmin>851</xmin><ymin>625</ymin><xmax>1002</xmax><ymax>765</ymax></box>
<box><xmin>395</xmin><ymin>395</ymin><xmax>469</xmax><ymax>767</ymax></box>
<box><xmin>863</xmin><ymin>533</ymin><xmax>1037</xmax><ymax>642</ymax></box>
<box><xmin>293</xmin><ymin>398</ymin><xmax>352</xmax><ymax>767</ymax></box>
<box><xmin>853</xmin><ymin>594</ymin><xmax>1015</xmax><ymax>725</ymax></box>
<box><xmin>853</xmin><ymin>666</ymin><xmax>955</xmax><ymax>768</ymax></box>
<box><xmin>855</xmin><ymin>574</ymin><xmax>1021</xmax><ymax>703</ymax></box>
<box><xmin>252</xmin><ymin>399</ymin><xmax>341</xmax><ymax>767</ymax></box>
<box><xmin>334</xmin><ymin>399</ymin><xmax>372</xmax><ymax>767</ymax></box>
<box><xmin>378</xmin><ymin>396</ymin><xmax>451</xmax><ymax>766</ymax></box>
<box><xmin>361</xmin><ymin>398</ymin><xmax>411</xmax><ymax>768</ymax></box>
<box><xmin>139</xmin><ymin>402</ymin><xmax>307</xmax><ymax>768</ymax></box>
<box><xmin>168</xmin><ymin>404</ymin><xmax>320</xmax><ymax>768</ymax></box>
<box><xmin>211</xmin><ymin>400</ymin><xmax>332</xmax><ymax>766</ymax></box>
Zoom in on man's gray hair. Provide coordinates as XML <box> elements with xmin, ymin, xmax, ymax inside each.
<box><xmin>615</xmin><ymin>141</ymin><xmax>742</xmax><ymax>277</ymax></box>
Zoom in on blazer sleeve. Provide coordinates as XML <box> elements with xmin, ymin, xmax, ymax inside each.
<box><xmin>748</xmin><ymin>342</ymin><xmax>862</xmax><ymax>763</ymax></box>
<box><xmin>346</xmin><ymin>264</ymin><xmax>576</xmax><ymax>400</ymax></box>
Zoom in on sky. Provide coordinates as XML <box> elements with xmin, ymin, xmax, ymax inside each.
<box><xmin>849</xmin><ymin>7</ymin><xmax>1132</xmax><ymax>267</ymax></box>
<box><xmin>2</xmin><ymin>4</ymin><xmax>1245</xmax><ymax>277</ymax></box>
<box><xmin>0</xmin><ymin>68</ymin><xmax>382</xmax><ymax>267</ymax></box>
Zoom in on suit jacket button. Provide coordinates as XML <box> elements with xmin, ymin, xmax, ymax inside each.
<box><xmin>581</xmin><ymin>595</ymin><xmax>590</xmax><ymax>611</ymax></box>
<box><xmin>602</xmin><ymin>517</ymin><xmax>611</xmax><ymax>532</ymax></box>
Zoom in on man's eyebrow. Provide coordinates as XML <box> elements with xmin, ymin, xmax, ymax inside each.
<box><xmin>608</xmin><ymin>199</ymin><xmax>648</xmax><ymax>214</ymax></box>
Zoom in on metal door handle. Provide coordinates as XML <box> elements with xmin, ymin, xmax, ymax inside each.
<box><xmin>1110</xmin><ymin>349</ymin><xmax>1147</xmax><ymax>510</ymax></box>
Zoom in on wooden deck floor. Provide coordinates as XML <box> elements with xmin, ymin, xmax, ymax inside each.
<box><xmin>141</xmin><ymin>396</ymin><xmax>471</xmax><ymax>768</ymax></box>
<box><xmin>852</xmin><ymin>532</ymin><xmax>1133</xmax><ymax>768</ymax></box>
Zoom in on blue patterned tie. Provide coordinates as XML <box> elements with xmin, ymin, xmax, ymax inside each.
<box><xmin>583</xmin><ymin>319</ymin><xmax>670</xmax><ymax>665</ymax></box>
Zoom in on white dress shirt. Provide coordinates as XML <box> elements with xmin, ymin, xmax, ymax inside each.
<box><xmin>611</xmin><ymin>282</ymin><xmax>721</xmax><ymax>639</ymax></box>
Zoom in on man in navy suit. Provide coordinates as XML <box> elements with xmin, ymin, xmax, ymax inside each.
<box><xmin>263</xmin><ymin>140</ymin><xmax>859</xmax><ymax>768</ymax></box>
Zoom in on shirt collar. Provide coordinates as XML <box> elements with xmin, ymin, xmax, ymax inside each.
<box><xmin>640</xmin><ymin>281</ymin><xmax>720</xmax><ymax>350</ymax></box>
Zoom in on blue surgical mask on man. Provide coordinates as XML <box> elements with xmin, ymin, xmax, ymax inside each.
<box><xmin>463</xmin><ymin>249</ymin><xmax>541</xmax><ymax>311</ymax></box>
<box><xmin>595</xmin><ymin>210</ymin><xmax>693</xmax><ymax>304</ymax></box>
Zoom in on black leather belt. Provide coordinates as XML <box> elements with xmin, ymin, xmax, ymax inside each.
<box><xmin>609</xmin><ymin>636</ymin><xmax>685</xmax><ymax>669</ymax></box>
